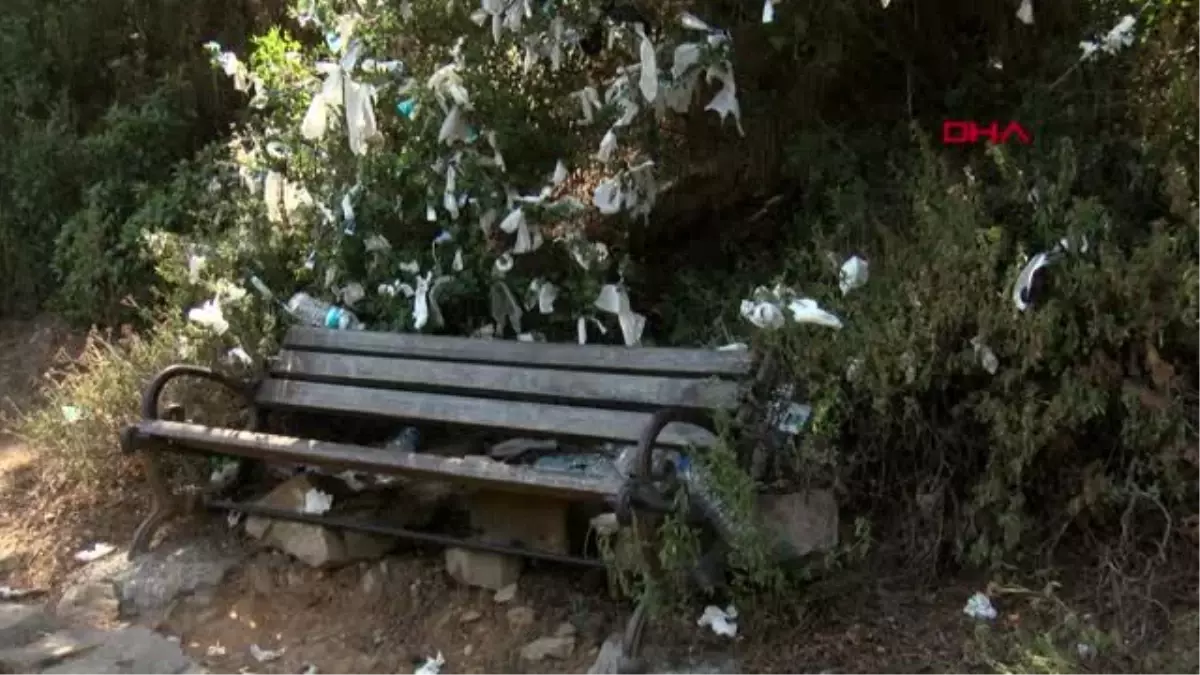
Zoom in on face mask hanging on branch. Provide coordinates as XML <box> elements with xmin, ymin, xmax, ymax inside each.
<box><xmin>301</xmin><ymin>37</ymin><xmax>383</xmax><ymax>155</ymax></box>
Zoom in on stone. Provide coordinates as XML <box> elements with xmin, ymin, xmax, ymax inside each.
<box><xmin>588</xmin><ymin>634</ymin><xmax>625</xmax><ymax>674</ymax></box>
<box><xmin>0</xmin><ymin>628</ymin><xmax>104</xmax><ymax>672</ymax></box>
<box><xmin>244</xmin><ymin>475</ymin><xmax>320</xmax><ymax>540</ymax></box>
<box><xmin>246</xmin><ymin>477</ymin><xmax>399</xmax><ymax>568</ymax></box>
<box><xmin>519</xmin><ymin>635</ymin><xmax>575</xmax><ymax>661</ymax></box>
<box><xmin>360</xmin><ymin>562</ymin><xmax>389</xmax><ymax>595</ymax></box>
<box><xmin>55</xmin><ymin>582</ymin><xmax>120</xmax><ymax>625</ymax></box>
<box><xmin>243</xmin><ymin>479</ymin><xmax>341</xmax><ymax>563</ymax></box>
<box><xmin>341</xmin><ymin>482</ymin><xmax>453</xmax><ymax>533</ymax></box>
<box><xmin>445</xmin><ymin>548</ymin><xmax>522</xmax><ymax>591</ymax></box>
<box><xmin>264</xmin><ymin>521</ymin><xmax>348</xmax><ymax>568</ymax></box>
<box><xmin>245</xmin><ymin>561</ymin><xmax>275</xmax><ymax>596</ymax></box>
<box><xmin>493</xmin><ymin>583</ymin><xmax>517</xmax><ymax>603</ymax></box>
<box><xmin>0</xmin><ymin>603</ymin><xmax>55</xmax><ymax>648</ymax></box>
<box><xmin>60</xmin><ymin>535</ymin><xmax>242</xmax><ymax>621</ymax></box>
<box><xmin>505</xmin><ymin>606</ymin><xmax>535</xmax><ymax>629</ymax></box>
<box><xmin>41</xmin><ymin>626</ymin><xmax>197</xmax><ymax>674</ymax></box>
<box><xmin>758</xmin><ymin>489</ymin><xmax>839</xmax><ymax>559</ymax></box>
<box><xmin>467</xmin><ymin>491</ymin><xmax>570</xmax><ymax>554</ymax></box>
<box><xmin>459</xmin><ymin>610</ymin><xmax>482</xmax><ymax>624</ymax></box>
<box><xmin>123</xmin><ymin>538</ymin><xmax>241</xmax><ymax>617</ymax></box>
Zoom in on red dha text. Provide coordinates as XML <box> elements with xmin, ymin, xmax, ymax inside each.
<box><xmin>942</xmin><ymin>120</ymin><xmax>1033</xmax><ymax>145</ymax></box>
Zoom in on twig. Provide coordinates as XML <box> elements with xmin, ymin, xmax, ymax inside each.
<box><xmin>1048</xmin><ymin>0</ymin><xmax>1157</xmax><ymax>91</ymax></box>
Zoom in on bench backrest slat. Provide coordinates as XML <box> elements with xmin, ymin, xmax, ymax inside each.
<box><xmin>271</xmin><ymin>349</ymin><xmax>743</xmax><ymax>411</ymax></box>
<box><xmin>282</xmin><ymin>326</ymin><xmax>753</xmax><ymax>377</ymax></box>
<box><xmin>261</xmin><ymin>327</ymin><xmax>754</xmax><ymax>446</ymax></box>
<box><xmin>256</xmin><ymin>379</ymin><xmax>719</xmax><ymax>448</ymax></box>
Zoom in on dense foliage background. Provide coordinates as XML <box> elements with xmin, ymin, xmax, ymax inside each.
<box><xmin>2</xmin><ymin>0</ymin><xmax>1196</xmax><ymax>642</ymax></box>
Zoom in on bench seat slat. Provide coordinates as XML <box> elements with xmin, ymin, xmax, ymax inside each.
<box><xmin>135</xmin><ymin>420</ymin><xmax>621</xmax><ymax>500</ymax></box>
<box><xmin>255</xmin><ymin>379</ymin><xmax>719</xmax><ymax>448</ymax></box>
<box><xmin>282</xmin><ymin>327</ymin><xmax>753</xmax><ymax>377</ymax></box>
<box><xmin>272</xmin><ymin>350</ymin><xmax>743</xmax><ymax>411</ymax></box>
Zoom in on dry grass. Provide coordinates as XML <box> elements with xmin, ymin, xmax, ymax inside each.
<box><xmin>8</xmin><ymin>312</ymin><xmax>238</xmax><ymax>490</ymax></box>
<box><xmin>0</xmin><ymin>312</ymin><xmax>232</xmax><ymax>587</ymax></box>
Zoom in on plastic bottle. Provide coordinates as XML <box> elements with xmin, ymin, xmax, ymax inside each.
<box><xmin>386</xmin><ymin>426</ymin><xmax>421</xmax><ymax>453</ymax></box>
<box><xmin>286</xmin><ymin>292</ymin><xmax>363</xmax><ymax>330</ymax></box>
<box><xmin>675</xmin><ymin>455</ymin><xmax>738</xmax><ymax>539</ymax></box>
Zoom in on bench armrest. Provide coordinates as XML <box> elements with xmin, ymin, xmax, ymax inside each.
<box><xmin>613</xmin><ymin>407</ymin><xmax>719</xmax><ymax>523</ymax></box>
<box><xmin>120</xmin><ymin>364</ymin><xmax>259</xmax><ymax>454</ymax></box>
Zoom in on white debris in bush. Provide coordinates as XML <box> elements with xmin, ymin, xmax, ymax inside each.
<box><xmin>971</xmin><ymin>336</ymin><xmax>1000</xmax><ymax>375</ymax></box>
<box><xmin>302</xmin><ymin>489</ymin><xmax>333</xmax><ymax>515</ymax></box>
<box><xmin>227</xmin><ymin>347</ymin><xmax>252</xmax><ymax>366</ymax></box>
<box><xmin>74</xmin><ymin>542</ymin><xmax>116</xmax><ymax>563</ymax></box>
<box><xmin>1016</xmin><ymin>0</ymin><xmax>1034</xmax><ymax>25</ymax></box>
<box><xmin>697</xmin><ymin>604</ymin><xmax>739</xmax><ymax>637</ymax></box>
<box><xmin>839</xmin><ymin>256</ymin><xmax>869</xmax><ymax>295</ymax></box>
<box><xmin>61</xmin><ymin>405</ymin><xmax>86</xmax><ymax>423</ymax></box>
<box><xmin>1080</xmin><ymin>15</ymin><xmax>1137</xmax><ymax>60</ymax></box>
<box><xmin>740</xmin><ymin>284</ymin><xmax>843</xmax><ymax>330</ymax></box>
<box><xmin>414</xmin><ymin>651</ymin><xmax>444</xmax><ymax>675</ymax></box>
<box><xmin>963</xmin><ymin>592</ymin><xmax>998</xmax><ymax>620</ymax></box>
<box><xmin>187</xmin><ymin>299</ymin><xmax>229</xmax><ymax>335</ymax></box>
<box><xmin>250</xmin><ymin>644</ymin><xmax>285</xmax><ymax>663</ymax></box>
<box><xmin>594</xmin><ymin>284</ymin><xmax>645</xmax><ymax>346</ymax></box>
<box><xmin>191</xmin><ymin>0</ymin><xmax>761</xmax><ymax>352</ymax></box>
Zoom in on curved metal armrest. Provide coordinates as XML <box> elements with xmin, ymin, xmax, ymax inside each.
<box><xmin>612</xmin><ymin>408</ymin><xmax>719</xmax><ymax>524</ymax></box>
<box><xmin>121</xmin><ymin>364</ymin><xmax>258</xmax><ymax>454</ymax></box>
<box><xmin>139</xmin><ymin>364</ymin><xmax>257</xmax><ymax>420</ymax></box>
<box><xmin>630</xmin><ymin>407</ymin><xmax>719</xmax><ymax>480</ymax></box>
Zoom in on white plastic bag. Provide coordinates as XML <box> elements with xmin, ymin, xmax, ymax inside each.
<box><xmin>963</xmin><ymin>592</ymin><xmax>998</xmax><ymax>620</ymax></box>
<box><xmin>697</xmin><ymin>605</ymin><xmax>739</xmax><ymax>637</ymax></box>
<box><xmin>839</xmin><ymin>255</ymin><xmax>869</xmax><ymax>295</ymax></box>
<box><xmin>594</xmin><ymin>284</ymin><xmax>646</xmax><ymax>346</ymax></box>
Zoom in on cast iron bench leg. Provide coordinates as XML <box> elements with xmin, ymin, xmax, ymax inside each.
<box><xmin>615</xmin><ymin>407</ymin><xmax>721</xmax><ymax>674</ymax></box>
<box><xmin>122</xmin><ymin>364</ymin><xmax>258</xmax><ymax>560</ymax></box>
<box><xmin>129</xmin><ymin>449</ymin><xmax>176</xmax><ymax>557</ymax></box>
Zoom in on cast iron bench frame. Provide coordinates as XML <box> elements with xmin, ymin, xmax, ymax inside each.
<box><xmin>120</xmin><ymin>325</ymin><xmax>772</xmax><ymax>672</ymax></box>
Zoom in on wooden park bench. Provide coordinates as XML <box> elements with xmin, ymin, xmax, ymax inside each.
<box><xmin>120</xmin><ymin>325</ymin><xmax>771</xmax><ymax>672</ymax></box>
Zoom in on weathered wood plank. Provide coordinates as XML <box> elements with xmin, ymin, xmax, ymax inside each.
<box><xmin>136</xmin><ymin>420</ymin><xmax>621</xmax><ymax>500</ymax></box>
<box><xmin>282</xmin><ymin>326</ymin><xmax>753</xmax><ymax>377</ymax></box>
<box><xmin>255</xmin><ymin>379</ymin><xmax>719</xmax><ymax>448</ymax></box>
<box><xmin>271</xmin><ymin>350</ymin><xmax>743</xmax><ymax>410</ymax></box>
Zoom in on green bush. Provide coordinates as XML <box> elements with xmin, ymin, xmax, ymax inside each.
<box><xmin>0</xmin><ymin>0</ymin><xmax>285</xmax><ymax>321</ymax></box>
<box><xmin>0</xmin><ymin>110</ymin><xmax>82</xmax><ymax>315</ymax></box>
<box><xmin>6</xmin><ymin>0</ymin><xmax>1193</xmax><ymax>620</ymax></box>
<box><xmin>128</xmin><ymin>0</ymin><xmax>1197</xmax><ymax>589</ymax></box>
<box><xmin>50</xmin><ymin>88</ymin><xmax>198</xmax><ymax>324</ymax></box>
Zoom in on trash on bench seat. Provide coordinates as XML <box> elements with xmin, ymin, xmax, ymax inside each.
<box><xmin>119</xmin><ymin>324</ymin><xmax>772</xmax><ymax>674</ymax></box>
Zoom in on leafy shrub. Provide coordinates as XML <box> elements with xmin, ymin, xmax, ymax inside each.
<box><xmin>0</xmin><ymin>0</ymin><xmax>285</xmax><ymax>320</ymax></box>
<box><xmin>128</xmin><ymin>0</ymin><xmax>1197</xmax><ymax>596</ymax></box>
<box><xmin>745</xmin><ymin>136</ymin><xmax>1198</xmax><ymax>573</ymax></box>
<box><xmin>50</xmin><ymin>88</ymin><xmax>199</xmax><ymax>324</ymax></box>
